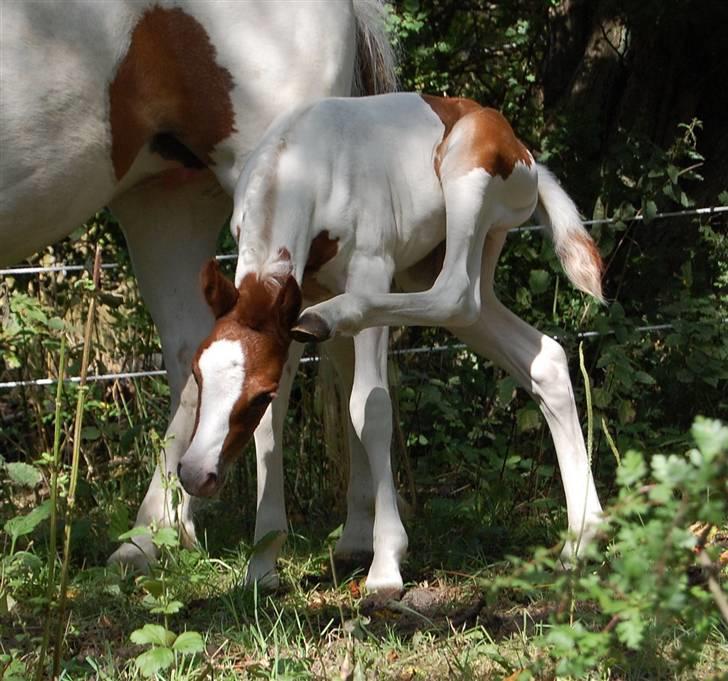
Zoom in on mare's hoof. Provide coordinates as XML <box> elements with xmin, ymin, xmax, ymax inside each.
<box><xmin>108</xmin><ymin>541</ymin><xmax>156</xmax><ymax>573</ymax></box>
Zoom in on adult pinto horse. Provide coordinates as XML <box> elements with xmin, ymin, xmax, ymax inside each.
<box><xmin>0</xmin><ymin>0</ymin><xmax>396</xmax><ymax>578</ymax></box>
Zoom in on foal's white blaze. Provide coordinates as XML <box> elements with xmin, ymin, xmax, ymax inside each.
<box><xmin>191</xmin><ymin>339</ymin><xmax>246</xmax><ymax>466</ymax></box>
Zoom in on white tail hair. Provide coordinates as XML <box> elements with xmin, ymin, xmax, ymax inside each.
<box><xmin>535</xmin><ymin>163</ymin><xmax>605</xmax><ymax>302</ymax></box>
<box><xmin>352</xmin><ymin>0</ymin><xmax>398</xmax><ymax>95</ymax></box>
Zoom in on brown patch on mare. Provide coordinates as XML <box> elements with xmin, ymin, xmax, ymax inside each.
<box><xmin>421</xmin><ymin>95</ymin><xmax>532</xmax><ymax>180</ymax></box>
<box><xmin>301</xmin><ymin>230</ymin><xmax>339</xmax><ymax>301</ymax></box>
<box><xmin>109</xmin><ymin>6</ymin><xmax>236</xmax><ymax>180</ymax></box>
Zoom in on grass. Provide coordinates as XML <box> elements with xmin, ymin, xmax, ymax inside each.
<box><xmin>1</xmin><ymin>233</ymin><xmax>727</xmax><ymax>679</ymax></box>
<box><xmin>3</xmin><ymin>498</ymin><xmax>727</xmax><ymax>680</ymax></box>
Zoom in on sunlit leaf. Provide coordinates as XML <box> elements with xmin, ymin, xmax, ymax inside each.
<box><xmin>172</xmin><ymin>631</ymin><xmax>204</xmax><ymax>654</ymax></box>
<box><xmin>3</xmin><ymin>500</ymin><xmax>51</xmax><ymax>539</ymax></box>
<box><xmin>130</xmin><ymin>623</ymin><xmax>176</xmax><ymax>647</ymax></box>
<box><xmin>5</xmin><ymin>462</ymin><xmax>42</xmax><ymax>487</ymax></box>
<box><xmin>134</xmin><ymin>646</ymin><xmax>174</xmax><ymax>678</ymax></box>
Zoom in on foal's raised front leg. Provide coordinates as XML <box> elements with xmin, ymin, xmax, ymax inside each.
<box><xmin>293</xmin><ymin>170</ymin><xmax>495</xmax><ymax>342</ymax></box>
<box><xmin>450</xmin><ymin>232</ymin><xmax>603</xmax><ymax>562</ymax></box>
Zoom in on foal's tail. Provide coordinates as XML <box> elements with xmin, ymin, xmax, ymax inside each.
<box><xmin>535</xmin><ymin>163</ymin><xmax>605</xmax><ymax>302</ymax></box>
<box><xmin>352</xmin><ymin>0</ymin><xmax>398</xmax><ymax>95</ymax></box>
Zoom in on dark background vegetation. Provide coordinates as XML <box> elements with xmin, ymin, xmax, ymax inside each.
<box><xmin>1</xmin><ymin>0</ymin><xmax>726</xmax><ymax>593</ymax></box>
<box><xmin>387</xmin><ymin>0</ymin><xmax>727</xmax><ymax>538</ymax></box>
<box><xmin>1</xmin><ymin>1</ymin><xmax>726</xmax><ymax>678</ymax></box>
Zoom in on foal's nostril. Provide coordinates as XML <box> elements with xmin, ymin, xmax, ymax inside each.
<box><xmin>198</xmin><ymin>471</ymin><xmax>218</xmax><ymax>497</ymax></box>
<box><xmin>176</xmin><ymin>462</ymin><xmax>182</xmax><ymax>477</ymax></box>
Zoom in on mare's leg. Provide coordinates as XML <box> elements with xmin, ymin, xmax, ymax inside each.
<box><xmin>449</xmin><ymin>232</ymin><xmax>603</xmax><ymax>561</ymax></box>
<box><xmin>324</xmin><ymin>337</ymin><xmax>376</xmax><ymax>564</ymax></box>
<box><xmin>108</xmin><ymin>174</ymin><xmax>229</xmax><ymax>569</ymax></box>
<box><xmin>350</xmin><ymin>325</ymin><xmax>408</xmax><ymax>592</ymax></box>
<box><xmin>246</xmin><ymin>342</ymin><xmax>304</xmax><ymax>589</ymax></box>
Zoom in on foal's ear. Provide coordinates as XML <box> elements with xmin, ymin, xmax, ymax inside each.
<box><xmin>200</xmin><ymin>259</ymin><xmax>239</xmax><ymax>318</ymax></box>
<box><xmin>275</xmin><ymin>274</ymin><xmax>302</xmax><ymax>334</ymax></box>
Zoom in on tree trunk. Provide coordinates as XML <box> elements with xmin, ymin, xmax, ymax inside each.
<box><xmin>544</xmin><ymin>0</ymin><xmax>728</xmax><ymax>203</ymax></box>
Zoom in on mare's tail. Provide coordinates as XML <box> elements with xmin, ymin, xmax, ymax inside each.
<box><xmin>352</xmin><ymin>0</ymin><xmax>398</xmax><ymax>95</ymax></box>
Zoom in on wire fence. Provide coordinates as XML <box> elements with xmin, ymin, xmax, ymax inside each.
<box><xmin>1</xmin><ymin>205</ymin><xmax>725</xmax><ymax>277</ymax></box>
<box><xmin>0</xmin><ymin>322</ymin><xmax>688</xmax><ymax>390</ymax></box>
<box><xmin>1</xmin><ymin>204</ymin><xmax>725</xmax><ymax>390</ymax></box>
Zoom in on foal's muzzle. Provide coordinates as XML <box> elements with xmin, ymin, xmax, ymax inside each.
<box><xmin>177</xmin><ymin>459</ymin><xmax>221</xmax><ymax>498</ymax></box>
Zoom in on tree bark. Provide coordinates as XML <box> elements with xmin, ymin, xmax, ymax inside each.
<box><xmin>544</xmin><ymin>0</ymin><xmax>728</xmax><ymax>203</ymax></box>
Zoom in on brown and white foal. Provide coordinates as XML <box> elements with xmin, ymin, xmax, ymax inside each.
<box><xmin>178</xmin><ymin>93</ymin><xmax>605</xmax><ymax>592</ymax></box>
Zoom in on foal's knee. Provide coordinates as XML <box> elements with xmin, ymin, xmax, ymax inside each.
<box><xmin>435</xmin><ymin>275</ymin><xmax>480</xmax><ymax>327</ymax></box>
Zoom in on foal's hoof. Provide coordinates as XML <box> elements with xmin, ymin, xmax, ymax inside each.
<box><xmin>291</xmin><ymin>312</ymin><xmax>331</xmax><ymax>343</ymax></box>
<box><xmin>333</xmin><ymin>551</ymin><xmax>374</xmax><ymax>579</ymax></box>
<box><xmin>245</xmin><ymin>567</ymin><xmax>281</xmax><ymax>593</ymax></box>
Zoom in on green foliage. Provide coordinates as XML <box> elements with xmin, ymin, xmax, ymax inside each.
<box><xmin>388</xmin><ymin>0</ymin><xmax>547</xmax><ymax>135</ymax></box>
<box><xmin>4</xmin><ymin>461</ymin><xmax>42</xmax><ymax>488</ymax></box>
<box><xmin>490</xmin><ymin>417</ymin><xmax>728</xmax><ymax>677</ymax></box>
<box><xmin>1</xmin><ymin>2</ymin><xmax>726</xmax><ymax>678</ymax></box>
<box><xmin>129</xmin><ymin>624</ymin><xmax>203</xmax><ymax>678</ymax></box>
<box><xmin>3</xmin><ymin>500</ymin><xmax>51</xmax><ymax>543</ymax></box>
<box><xmin>119</xmin><ymin>489</ymin><xmax>207</xmax><ymax>676</ymax></box>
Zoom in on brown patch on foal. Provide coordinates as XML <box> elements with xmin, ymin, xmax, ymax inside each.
<box><xmin>109</xmin><ymin>6</ymin><xmax>236</xmax><ymax>180</ymax></box>
<box><xmin>301</xmin><ymin>230</ymin><xmax>339</xmax><ymax>301</ymax></box>
<box><xmin>421</xmin><ymin>94</ymin><xmax>482</xmax><ymax>139</ymax></box>
<box><xmin>219</xmin><ymin>272</ymin><xmax>301</xmax><ymax>459</ymax></box>
<box><xmin>192</xmin><ymin>261</ymin><xmax>302</xmax><ymax>456</ymax></box>
<box><xmin>421</xmin><ymin>95</ymin><xmax>532</xmax><ymax>180</ymax></box>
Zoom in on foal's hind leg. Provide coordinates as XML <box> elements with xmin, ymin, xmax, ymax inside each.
<box><xmin>450</xmin><ymin>232</ymin><xmax>603</xmax><ymax>562</ymax></box>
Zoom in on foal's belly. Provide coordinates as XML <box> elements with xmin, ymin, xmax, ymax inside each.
<box><xmin>394</xmin><ymin>200</ymin><xmax>447</xmax><ymax>273</ymax></box>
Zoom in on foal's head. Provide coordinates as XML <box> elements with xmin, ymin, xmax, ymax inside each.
<box><xmin>177</xmin><ymin>259</ymin><xmax>301</xmax><ymax>497</ymax></box>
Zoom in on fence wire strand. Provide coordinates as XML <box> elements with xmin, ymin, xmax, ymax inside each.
<box><xmin>1</xmin><ymin>320</ymin><xmax>717</xmax><ymax>390</ymax></box>
<box><xmin>1</xmin><ymin>205</ymin><xmax>725</xmax><ymax>277</ymax></box>
<box><xmin>1</xmin><ymin>205</ymin><xmax>726</xmax><ymax>389</ymax></box>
